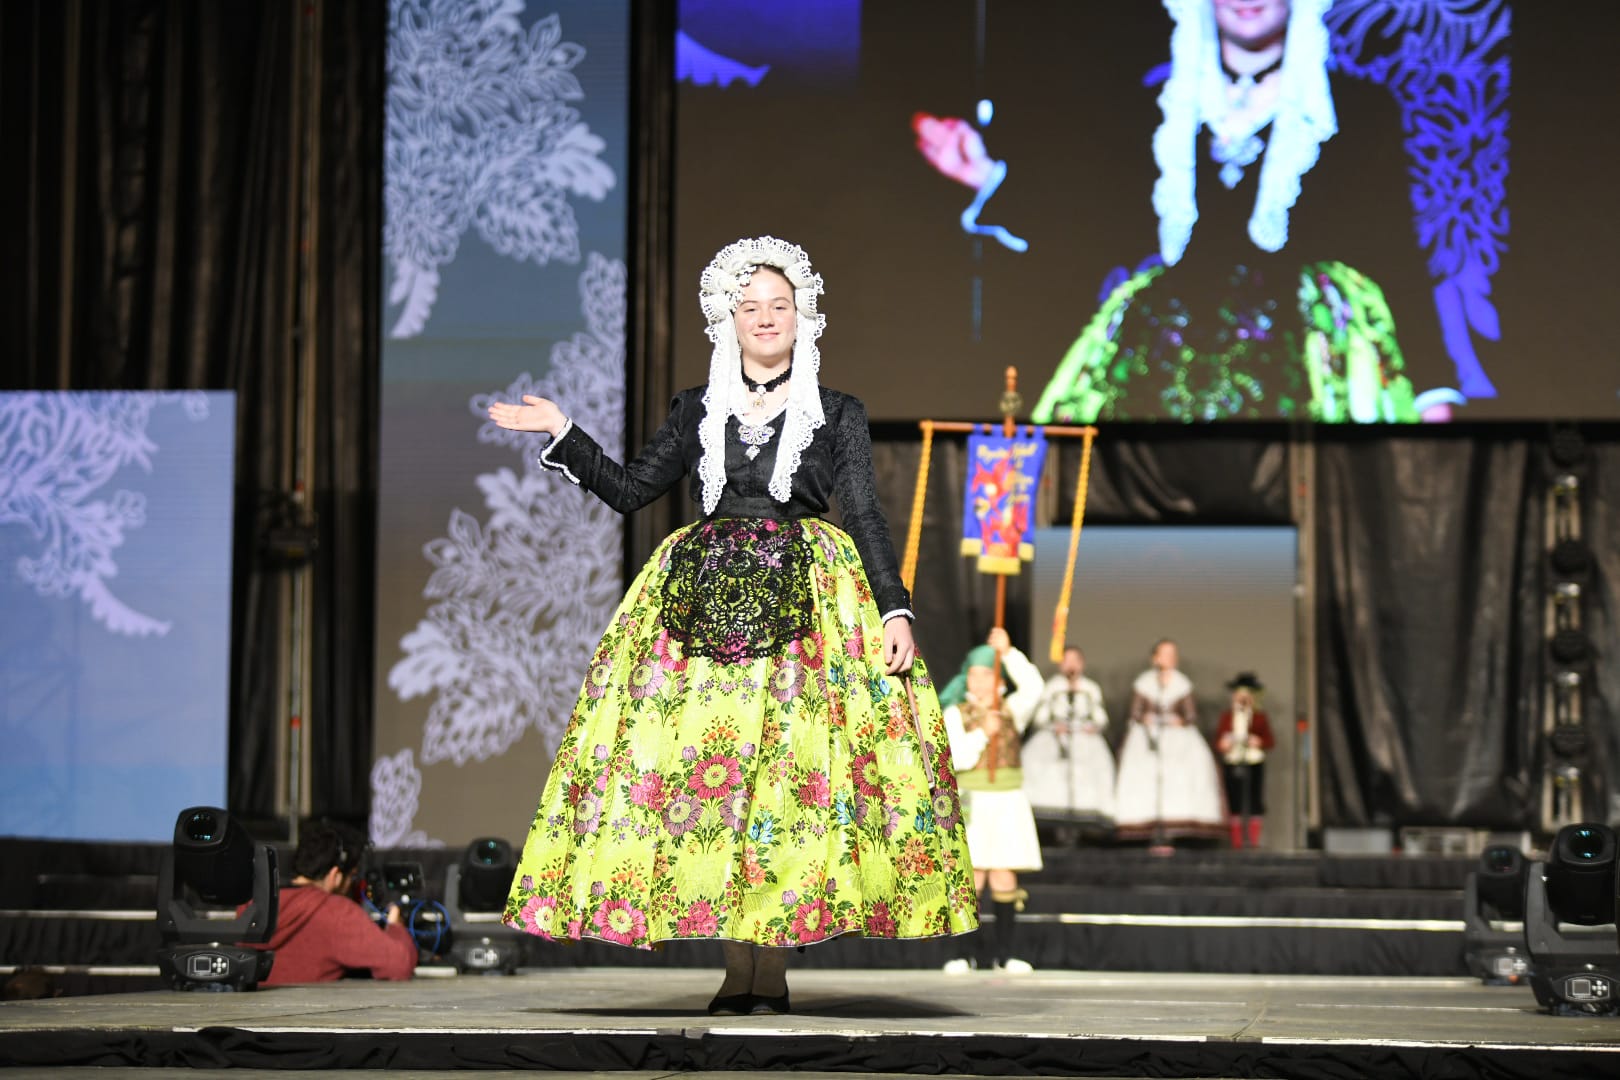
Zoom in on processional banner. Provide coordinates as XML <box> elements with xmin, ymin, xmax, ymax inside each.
<box><xmin>960</xmin><ymin>429</ymin><xmax>1047</xmax><ymax>575</ymax></box>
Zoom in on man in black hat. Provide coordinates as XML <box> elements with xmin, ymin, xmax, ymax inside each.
<box><xmin>1215</xmin><ymin>672</ymin><xmax>1276</xmax><ymax>849</ymax></box>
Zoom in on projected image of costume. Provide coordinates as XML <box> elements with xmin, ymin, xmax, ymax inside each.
<box><xmin>1113</xmin><ymin>639</ymin><xmax>1226</xmax><ymax>844</ymax></box>
<box><xmin>1024</xmin><ymin>644</ymin><xmax>1115</xmax><ymax>827</ymax></box>
<box><xmin>1032</xmin><ymin>0</ymin><xmax>1428</xmax><ymax>423</ymax></box>
<box><xmin>488</xmin><ymin>237</ymin><xmax>977</xmax><ymax>1015</ymax></box>
<box><xmin>940</xmin><ymin>629</ymin><xmax>1044</xmax><ymax>973</ymax></box>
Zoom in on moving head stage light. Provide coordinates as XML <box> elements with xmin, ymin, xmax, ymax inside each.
<box><xmin>444</xmin><ymin>837</ymin><xmax>523</xmax><ymax>975</ymax></box>
<box><xmin>156</xmin><ymin>807</ymin><xmax>278</xmax><ymax>991</ymax></box>
<box><xmin>1464</xmin><ymin>845</ymin><xmax>1531</xmax><ymax>985</ymax></box>
<box><xmin>1525</xmin><ymin>823</ymin><xmax>1620</xmax><ymax>1015</ymax></box>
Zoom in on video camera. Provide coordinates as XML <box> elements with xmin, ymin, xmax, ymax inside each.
<box><xmin>360</xmin><ymin>860</ymin><xmax>427</xmax><ymax>917</ymax></box>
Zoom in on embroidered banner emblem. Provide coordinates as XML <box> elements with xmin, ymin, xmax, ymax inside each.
<box><xmin>960</xmin><ymin>429</ymin><xmax>1047</xmax><ymax>575</ymax></box>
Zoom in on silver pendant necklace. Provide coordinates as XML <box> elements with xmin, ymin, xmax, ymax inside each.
<box><xmin>737</xmin><ymin>418</ymin><xmax>775</xmax><ymax>460</ymax></box>
<box><xmin>737</xmin><ymin>365</ymin><xmax>789</xmax><ymax>459</ymax></box>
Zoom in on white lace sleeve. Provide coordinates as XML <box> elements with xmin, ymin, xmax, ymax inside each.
<box><xmin>536</xmin><ymin>418</ymin><xmax>578</xmax><ymax>484</ymax></box>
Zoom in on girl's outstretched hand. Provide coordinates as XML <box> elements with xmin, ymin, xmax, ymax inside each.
<box><xmin>489</xmin><ymin>394</ymin><xmax>565</xmax><ymax>436</ymax></box>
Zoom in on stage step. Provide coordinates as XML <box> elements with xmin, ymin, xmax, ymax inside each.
<box><xmin>1</xmin><ymin>840</ymin><xmax>1477</xmax><ymax>990</ymax></box>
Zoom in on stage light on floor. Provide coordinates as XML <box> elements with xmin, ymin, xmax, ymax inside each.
<box><xmin>1547</xmin><ymin>824</ymin><xmax>1617</xmax><ymax>925</ymax></box>
<box><xmin>155</xmin><ymin>807</ymin><xmax>278</xmax><ymax>991</ymax></box>
<box><xmin>1463</xmin><ymin>845</ymin><xmax>1531</xmax><ymax>985</ymax></box>
<box><xmin>1524</xmin><ymin>823</ymin><xmax>1620</xmax><ymax>1015</ymax></box>
<box><xmin>444</xmin><ymin>837</ymin><xmax>522</xmax><ymax>975</ymax></box>
<box><xmin>459</xmin><ymin>837</ymin><xmax>515</xmax><ymax>910</ymax></box>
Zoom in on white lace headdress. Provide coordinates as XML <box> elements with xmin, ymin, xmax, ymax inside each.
<box><xmin>1152</xmin><ymin>0</ymin><xmax>1337</xmax><ymax>265</ymax></box>
<box><xmin>695</xmin><ymin>236</ymin><xmax>827</xmax><ymax>516</ymax></box>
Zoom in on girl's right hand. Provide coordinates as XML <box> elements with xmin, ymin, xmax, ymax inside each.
<box><xmin>912</xmin><ymin>113</ymin><xmax>995</xmax><ymax>190</ymax></box>
<box><xmin>489</xmin><ymin>394</ymin><xmax>565</xmax><ymax>436</ymax></box>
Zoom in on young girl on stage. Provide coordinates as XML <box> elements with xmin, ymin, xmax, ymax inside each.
<box><xmin>940</xmin><ymin>627</ymin><xmax>1045</xmax><ymax>973</ymax></box>
<box><xmin>487</xmin><ymin>237</ymin><xmax>978</xmax><ymax>1015</ymax></box>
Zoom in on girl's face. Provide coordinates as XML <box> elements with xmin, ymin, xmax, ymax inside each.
<box><xmin>733</xmin><ymin>267</ymin><xmax>797</xmax><ymax>368</ymax></box>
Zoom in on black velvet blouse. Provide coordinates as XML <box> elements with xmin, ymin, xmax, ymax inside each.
<box><xmin>538</xmin><ymin>386</ymin><xmax>913</xmax><ymax>618</ymax></box>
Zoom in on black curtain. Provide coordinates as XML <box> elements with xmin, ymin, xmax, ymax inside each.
<box><xmin>1</xmin><ymin>0</ymin><xmax>383</xmax><ymax>825</ymax></box>
<box><xmin>1046</xmin><ymin>424</ymin><xmax>1292</xmax><ymax>525</ymax></box>
<box><xmin>1315</xmin><ymin>433</ymin><xmax>1544</xmax><ymax>827</ymax></box>
<box><xmin>1585</xmin><ymin>439</ymin><xmax>1620</xmax><ymax>823</ymax></box>
<box><xmin>306</xmin><ymin>0</ymin><xmax>384</xmax><ymax>824</ymax></box>
<box><xmin>624</xmin><ymin>0</ymin><xmax>679</xmax><ymax>571</ymax></box>
<box><xmin>1316</xmin><ymin>430</ymin><xmax>1620</xmax><ymax>829</ymax></box>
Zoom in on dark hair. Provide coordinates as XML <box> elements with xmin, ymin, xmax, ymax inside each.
<box><xmin>1152</xmin><ymin>637</ymin><xmax>1177</xmax><ymax>656</ymax></box>
<box><xmin>291</xmin><ymin>821</ymin><xmax>365</xmax><ymax>880</ymax></box>
<box><xmin>747</xmin><ymin>263</ymin><xmax>793</xmax><ymax>285</ymax></box>
<box><xmin>1062</xmin><ymin>644</ymin><xmax>1085</xmax><ymax>659</ymax></box>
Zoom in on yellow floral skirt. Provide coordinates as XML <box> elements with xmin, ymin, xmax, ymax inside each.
<box><xmin>503</xmin><ymin>516</ymin><xmax>980</xmax><ymax>948</ymax></box>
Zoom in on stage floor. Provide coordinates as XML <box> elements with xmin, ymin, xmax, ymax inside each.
<box><xmin>3</xmin><ymin>968</ymin><xmax>1619</xmax><ymax>1078</ymax></box>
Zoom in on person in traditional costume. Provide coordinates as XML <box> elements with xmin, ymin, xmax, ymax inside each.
<box><xmin>1215</xmin><ymin>671</ymin><xmax>1276</xmax><ymax>849</ymax></box>
<box><xmin>1113</xmin><ymin>639</ymin><xmax>1226</xmax><ymax>848</ymax></box>
<box><xmin>487</xmin><ymin>236</ymin><xmax>978</xmax><ymax>1016</ymax></box>
<box><xmin>1031</xmin><ymin>0</ymin><xmax>1446</xmax><ymax>423</ymax></box>
<box><xmin>940</xmin><ymin>627</ymin><xmax>1044</xmax><ymax>973</ymax></box>
<box><xmin>1024</xmin><ymin>644</ymin><xmax>1115</xmax><ymax>829</ymax></box>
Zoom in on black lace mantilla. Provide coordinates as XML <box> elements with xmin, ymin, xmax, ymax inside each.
<box><xmin>661</xmin><ymin>518</ymin><xmax>815</xmax><ymax>665</ymax></box>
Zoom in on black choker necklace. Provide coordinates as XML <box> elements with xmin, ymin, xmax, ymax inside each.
<box><xmin>1221</xmin><ymin>54</ymin><xmax>1283</xmax><ymax>86</ymax></box>
<box><xmin>741</xmin><ymin>365</ymin><xmax>792</xmax><ymax>408</ymax></box>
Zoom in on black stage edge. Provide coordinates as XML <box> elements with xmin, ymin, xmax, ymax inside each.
<box><xmin>4</xmin><ymin>1028</ymin><xmax>1616</xmax><ymax>1077</ymax></box>
<box><xmin>2</xmin><ymin>971</ymin><xmax>1618</xmax><ymax>1079</ymax></box>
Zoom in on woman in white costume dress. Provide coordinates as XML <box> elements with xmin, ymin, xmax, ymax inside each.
<box><xmin>1113</xmin><ymin>639</ymin><xmax>1226</xmax><ymax>845</ymax></box>
<box><xmin>1024</xmin><ymin>644</ymin><xmax>1115</xmax><ymax>826</ymax></box>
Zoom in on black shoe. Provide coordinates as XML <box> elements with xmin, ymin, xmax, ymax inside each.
<box><xmin>707</xmin><ymin>992</ymin><xmax>755</xmax><ymax>1016</ymax></box>
<box><xmin>749</xmin><ymin>990</ymin><xmax>790</xmax><ymax>1015</ymax></box>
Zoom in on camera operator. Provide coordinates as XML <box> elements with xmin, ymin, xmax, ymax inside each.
<box><xmin>251</xmin><ymin>822</ymin><xmax>418</xmax><ymax>985</ymax></box>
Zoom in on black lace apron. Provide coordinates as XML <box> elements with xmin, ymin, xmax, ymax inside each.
<box><xmin>660</xmin><ymin>517</ymin><xmax>815</xmax><ymax>665</ymax></box>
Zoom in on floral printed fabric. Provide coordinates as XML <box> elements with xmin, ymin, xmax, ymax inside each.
<box><xmin>504</xmin><ymin>517</ymin><xmax>979</xmax><ymax>948</ymax></box>
<box><xmin>1032</xmin><ymin>260</ymin><xmax>1420</xmax><ymax>423</ymax></box>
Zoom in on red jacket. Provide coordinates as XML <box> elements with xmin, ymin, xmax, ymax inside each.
<box><xmin>1215</xmin><ymin>709</ymin><xmax>1276</xmax><ymax>754</ymax></box>
<box><xmin>251</xmin><ymin>886</ymin><xmax>418</xmax><ymax>985</ymax></box>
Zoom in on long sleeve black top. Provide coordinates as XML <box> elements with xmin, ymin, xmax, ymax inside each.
<box><xmin>538</xmin><ymin>386</ymin><xmax>913</xmax><ymax>618</ymax></box>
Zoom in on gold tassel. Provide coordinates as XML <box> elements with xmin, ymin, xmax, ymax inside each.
<box><xmin>1049</xmin><ymin>428</ymin><xmax>1097</xmax><ymax>663</ymax></box>
<box><xmin>900</xmin><ymin>420</ymin><xmax>935</xmax><ymax>594</ymax></box>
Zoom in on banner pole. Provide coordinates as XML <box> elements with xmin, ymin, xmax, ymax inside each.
<box><xmin>986</xmin><ymin>367</ymin><xmax>1020</xmax><ymax>784</ymax></box>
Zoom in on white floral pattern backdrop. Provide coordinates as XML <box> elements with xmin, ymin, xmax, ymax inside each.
<box><xmin>372</xmin><ymin>0</ymin><xmax>629</xmax><ymax>849</ymax></box>
<box><xmin>0</xmin><ymin>392</ymin><xmax>235</xmax><ymax>841</ymax></box>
